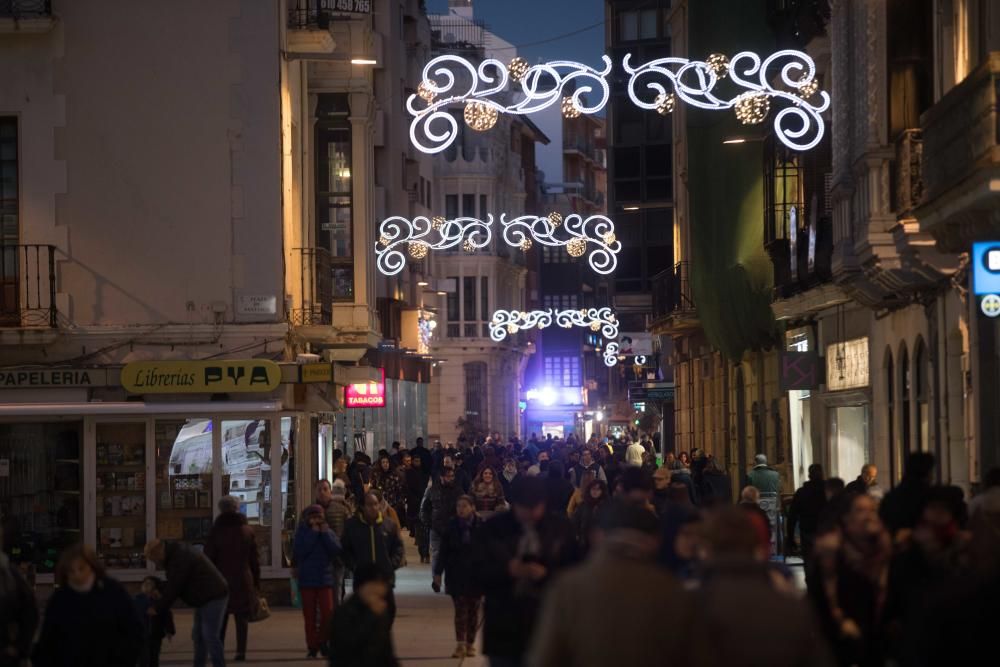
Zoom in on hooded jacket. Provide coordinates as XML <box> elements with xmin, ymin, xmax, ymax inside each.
<box><xmin>293</xmin><ymin>514</ymin><xmax>342</xmax><ymax>588</ymax></box>
<box><xmin>156</xmin><ymin>541</ymin><xmax>229</xmax><ymax>614</ymax></box>
<box><xmin>341</xmin><ymin>514</ymin><xmax>405</xmax><ymax>584</ymax></box>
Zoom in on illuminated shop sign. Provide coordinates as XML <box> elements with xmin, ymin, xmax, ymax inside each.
<box><xmin>345</xmin><ymin>369</ymin><xmax>386</xmax><ymax>408</ymax></box>
<box><xmin>121</xmin><ymin>360</ymin><xmax>281</xmax><ymax>394</ymax></box>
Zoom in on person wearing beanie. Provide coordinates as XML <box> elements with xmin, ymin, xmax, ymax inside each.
<box><xmin>746</xmin><ymin>453</ymin><xmax>781</xmax><ymax>495</ymax></box>
<box><xmin>293</xmin><ymin>504</ymin><xmax>341</xmax><ymax>659</ymax></box>
<box><xmin>528</xmin><ymin>500</ymin><xmax>708</xmax><ymax>667</ymax></box>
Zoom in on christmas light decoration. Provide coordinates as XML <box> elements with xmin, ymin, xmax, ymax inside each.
<box><xmin>624</xmin><ymin>49</ymin><xmax>830</xmax><ymax>151</ymax></box>
<box><xmin>417</xmin><ymin>81</ymin><xmax>436</xmax><ymax>102</ymax></box>
<box><xmin>489</xmin><ymin>307</ymin><xmax>618</xmax><ymax>342</ymax></box>
<box><xmin>796</xmin><ymin>74</ymin><xmax>819</xmax><ymax>99</ymax></box>
<box><xmin>603</xmin><ymin>342</ymin><xmax>620</xmax><ymax>367</ymax></box>
<box><xmin>432</xmin><ymin>216</ymin><xmax>446</xmax><ymax>231</ymax></box>
<box><xmin>519</xmin><ymin>237</ymin><xmax>533</xmax><ymax>252</ymax></box>
<box><xmin>561</xmin><ymin>96</ymin><xmax>582</xmax><ymax>118</ymax></box>
<box><xmin>567</xmin><ymin>238</ymin><xmax>587</xmax><ymax>258</ymax></box>
<box><xmin>655</xmin><ymin>92</ymin><xmax>676</xmax><ymax>115</ymax></box>
<box><xmin>376</xmin><ymin>216</ymin><xmax>492</xmax><ymax>276</ymax></box>
<box><xmin>548</xmin><ymin>212</ymin><xmax>563</xmax><ymax>227</ymax></box>
<box><xmin>500</xmin><ymin>214</ymin><xmax>621</xmax><ymax>274</ymax></box>
<box><xmin>464</xmin><ymin>100</ymin><xmax>499</xmax><ymax>131</ymax></box>
<box><xmin>706</xmin><ymin>53</ymin><xmax>730</xmax><ymax>79</ymax></box>
<box><xmin>634</xmin><ymin>355</ymin><xmax>647</xmax><ymax>365</ymax></box>
<box><xmin>407</xmin><ymin>54</ymin><xmax>613</xmax><ymax>153</ymax></box>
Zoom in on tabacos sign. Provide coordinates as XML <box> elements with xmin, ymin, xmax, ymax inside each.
<box><xmin>345</xmin><ymin>369</ymin><xmax>385</xmax><ymax>408</ymax></box>
<box><xmin>121</xmin><ymin>360</ymin><xmax>281</xmax><ymax>394</ymax></box>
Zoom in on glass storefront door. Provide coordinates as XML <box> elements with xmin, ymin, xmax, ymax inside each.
<box><xmin>829</xmin><ymin>404</ymin><xmax>870</xmax><ymax>479</ymax></box>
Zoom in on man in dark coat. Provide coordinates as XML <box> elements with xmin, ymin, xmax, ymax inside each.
<box><xmin>421</xmin><ymin>466</ymin><xmax>463</xmax><ymax>571</ymax></box>
<box><xmin>0</xmin><ymin>540</ymin><xmax>37</xmax><ymax>667</ymax></box>
<box><xmin>341</xmin><ymin>492</ymin><xmax>405</xmax><ymax>624</ymax></box>
<box><xmin>698</xmin><ymin>457</ymin><xmax>733</xmax><ymax>506</ymax></box>
<box><xmin>474</xmin><ymin>476</ymin><xmax>578</xmax><ymax>667</ymax></box>
<box><xmin>405</xmin><ymin>455</ymin><xmax>432</xmax><ymax>562</ymax></box>
<box><xmin>543</xmin><ymin>461</ymin><xmax>574</xmax><ymax>516</ymax></box>
<box><xmin>144</xmin><ymin>539</ymin><xmax>229</xmax><ymax>667</ymax></box>
<box><xmin>204</xmin><ymin>495</ymin><xmax>261</xmax><ymax>662</ymax></box>
<box><xmin>786</xmin><ymin>464</ymin><xmax>828</xmax><ymax>561</ymax></box>
<box><xmin>410</xmin><ymin>436</ymin><xmax>433</xmax><ymax>472</ymax></box>
<box><xmin>880</xmin><ymin>452</ymin><xmax>935</xmax><ymax>538</ymax></box>
<box><xmin>328</xmin><ymin>564</ymin><xmax>399</xmax><ymax>667</ymax></box>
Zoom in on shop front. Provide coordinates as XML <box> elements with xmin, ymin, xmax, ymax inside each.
<box><xmin>822</xmin><ymin>337</ymin><xmax>872</xmax><ymax>479</ymax></box>
<box><xmin>0</xmin><ymin>361</ymin><xmax>314</xmax><ymax>593</ymax></box>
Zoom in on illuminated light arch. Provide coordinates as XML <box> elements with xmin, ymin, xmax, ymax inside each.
<box><xmin>489</xmin><ymin>307</ymin><xmax>618</xmax><ymax>343</ymax></box>
<box><xmin>375</xmin><ymin>216</ymin><xmax>492</xmax><ymax>276</ymax></box>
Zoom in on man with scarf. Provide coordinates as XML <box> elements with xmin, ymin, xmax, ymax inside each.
<box><xmin>341</xmin><ymin>492</ymin><xmax>405</xmax><ymax>625</ymax></box>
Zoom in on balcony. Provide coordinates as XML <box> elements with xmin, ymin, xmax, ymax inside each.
<box><xmin>0</xmin><ymin>244</ymin><xmax>57</xmax><ymax>329</ymax></box>
<box><xmin>649</xmin><ymin>262</ymin><xmax>699</xmax><ymax>335</ymax></box>
<box><xmin>0</xmin><ymin>0</ymin><xmax>53</xmax><ymax>33</ymax></box>
<box><xmin>917</xmin><ymin>53</ymin><xmax>1000</xmax><ymax>252</ymax></box>
<box><xmin>290</xmin><ymin>247</ymin><xmax>332</xmax><ymax>326</ymax></box>
<box><xmin>286</xmin><ymin>1</ymin><xmax>340</xmax><ymax>55</ymax></box>
<box><xmin>430</xmin><ymin>18</ymin><xmax>485</xmax><ymax>50</ymax></box>
<box><xmin>563</xmin><ymin>138</ymin><xmax>596</xmax><ymax>162</ymax></box>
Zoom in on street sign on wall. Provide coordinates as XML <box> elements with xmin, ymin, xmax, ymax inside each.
<box><xmin>628</xmin><ymin>381</ymin><xmax>674</xmax><ymax>402</ymax></box>
<box><xmin>779</xmin><ymin>350</ymin><xmax>821</xmax><ymax>391</ymax></box>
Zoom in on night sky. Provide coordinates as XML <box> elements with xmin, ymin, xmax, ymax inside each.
<box><xmin>425</xmin><ymin>0</ymin><xmax>607</xmax><ymax>68</ymax></box>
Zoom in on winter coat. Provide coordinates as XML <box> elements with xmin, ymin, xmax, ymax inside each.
<box><xmin>570</xmin><ymin>462</ymin><xmax>606</xmax><ymax>488</ymax></box>
<box><xmin>570</xmin><ymin>500</ymin><xmax>606</xmax><ymax>552</ymax></box>
<box><xmin>372</xmin><ymin>466</ymin><xmax>406</xmax><ymax>508</ymax></box>
<box><xmin>473</xmin><ymin>511</ymin><xmax>579</xmax><ymax>659</ymax></box>
<box><xmin>33</xmin><ymin>576</ymin><xmax>143</xmax><ymax>667</ymax></box>
<box><xmin>472</xmin><ymin>477</ymin><xmax>506</xmax><ymax>514</ymax></box>
<box><xmin>879</xmin><ymin>479</ymin><xmax>930</xmax><ymax>534</ymax></box>
<box><xmin>420</xmin><ymin>479</ymin><xmax>463</xmax><ymax>535</ymax></box>
<box><xmin>204</xmin><ymin>511</ymin><xmax>261</xmax><ymax>614</ymax></box>
<box><xmin>134</xmin><ymin>593</ymin><xmax>175</xmax><ymax>642</ymax></box>
<box><xmin>786</xmin><ymin>479</ymin><xmax>827</xmax><ymax>547</ymax></box>
<box><xmin>328</xmin><ymin>593</ymin><xmax>399</xmax><ymax>667</ymax></box>
<box><xmin>341</xmin><ymin>515</ymin><xmax>405</xmax><ymax>585</ymax></box>
<box><xmin>156</xmin><ymin>541</ymin><xmax>229</xmax><ymax>613</ymax></box>
<box><xmin>698</xmin><ymin>560</ymin><xmax>836</xmax><ymax>667</ymax></box>
<box><xmin>499</xmin><ymin>470</ymin><xmax>519</xmax><ymax>498</ymax></box>
<box><xmin>544</xmin><ymin>465</ymin><xmax>574</xmax><ymax>516</ymax></box>
<box><xmin>322</xmin><ymin>497</ymin><xmax>352</xmax><ymax>539</ymax></box>
<box><xmin>527</xmin><ymin>545</ymin><xmax>709</xmax><ymax>667</ymax></box>
<box><xmin>293</xmin><ymin>521</ymin><xmax>342</xmax><ymax>588</ymax></box>
<box><xmin>433</xmin><ymin>515</ymin><xmax>483</xmax><ymax>597</ymax></box>
<box><xmin>670</xmin><ymin>468</ymin><xmax>699</xmax><ymax>505</ymax></box>
<box><xmin>699</xmin><ymin>470</ymin><xmax>733</xmax><ymax>506</ymax></box>
<box><xmin>404</xmin><ymin>467</ymin><xmax>431</xmax><ymax>517</ymax></box>
<box><xmin>625</xmin><ymin>443</ymin><xmax>645</xmax><ymax>466</ymax></box>
<box><xmin>0</xmin><ymin>554</ymin><xmax>37</xmax><ymax>667</ymax></box>
<box><xmin>746</xmin><ymin>465</ymin><xmax>782</xmax><ymax>494</ymax></box>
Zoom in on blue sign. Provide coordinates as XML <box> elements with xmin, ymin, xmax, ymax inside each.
<box><xmin>972</xmin><ymin>242</ymin><xmax>1000</xmax><ymax>295</ymax></box>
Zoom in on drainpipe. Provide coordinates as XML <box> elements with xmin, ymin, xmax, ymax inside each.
<box><xmin>928</xmin><ymin>293</ymin><xmax>944</xmax><ymax>482</ymax></box>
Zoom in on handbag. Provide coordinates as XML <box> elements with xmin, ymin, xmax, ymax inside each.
<box><xmin>249</xmin><ymin>593</ymin><xmax>271</xmax><ymax>623</ymax></box>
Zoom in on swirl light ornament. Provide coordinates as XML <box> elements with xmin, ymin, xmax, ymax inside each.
<box><xmin>376</xmin><ymin>216</ymin><xmax>492</xmax><ymax>276</ymax></box>
<box><xmin>499</xmin><ymin>214</ymin><xmax>621</xmax><ymax>275</ymax></box>
<box><xmin>624</xmin><ymin>49</ymin><xmax>831</xmax><ymax>151</ymax></box>
<box><xmin>489</xmin><ymin>307</ymin><xmax>618</xmax><ymax>342</ymax></box>
<box><xmin>603</xmin><ymin>342</ymin><xmax>620</xmax><ymax>367</ymax></box>
<box><xmin>407</xmin><ymin>54</ymin><xmax>614</xmax><ymax>154</ymax></box>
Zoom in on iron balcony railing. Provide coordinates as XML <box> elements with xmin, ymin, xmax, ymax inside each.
<box><xmin>430</xmin><ymin>18</ymin><xmax>486</xmax><ymax>49</ymax></box>
<box><xmin>0</xmin><ymin>244</ymin><xmax>57</xmax><ymax>328</ymax></box>
<box><xmin>651</xmin><ymin>261</ymin><xmax>695</xmax><ymax>320</ymax></box>
<box><xmin>892</xmin><ymin>129</ymin><xmax>924</xmax><ymax>217</ymax></box>
<box><xmin>0</xmin><ymin>0</ymin><xmax>51</xmax><ymax>18</ymax></box>
<box><xmin>290</xmin><ymin>247</ymin><xmax>332</xmax><ymax>326</ymax></box>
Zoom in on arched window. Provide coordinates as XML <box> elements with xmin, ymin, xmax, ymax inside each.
<box><xmin>915</xmin><ymin>337</ymin><xmax>928</xmax><ymax>452</ymax></box>
<box><xmin>900</xmin><ymin>344</ymin><xmax>911</xmax><ymax>456</ymax></box>
<box><xmin>885</xmin><ymin>347</ymin><xmax>895</xmax><ymax>481</ymax></box>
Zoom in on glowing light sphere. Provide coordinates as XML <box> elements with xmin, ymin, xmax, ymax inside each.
<box><xmin>655</xmin><ymin>92</ymin><xmax>676</xmax><ymax>115</ymax></box>
<box><xmin>464</xmin><ymin>101</ymin><xmax>498</xmax><ymax>131</ymax></box>
<box><xmin>378</xmin><ymin>234</ymin><xmax>391</xmax><ymax>247</ymax></box>
<box><xmin>602</xmin><ymin>231</ymin><xmax>617</xmax><ymax>246</ymax></box>
<box><xmin>508</xmin><ymin>57</ymin><xmax>529</xmax><ymax>82</ymax></box>
<box><xmin>408</xmin><ymin>241</ymin><xmax>429</xmax><ymax>259</ymax></box>
<box><xmin>431</xmin><ymin>216</ymin><xmax>445</xmax><ymax>231</ymax></box>
<box><xmin>519</xmin><ymin>238</ymin><xmax>533</xmax><ymax>252</ymax></box>
<box><xmin>417</xmin><ymin>81</ymin><xmax>436</xmax><ymax>102</ymax></box>
<box><xmin>734</xmin><ymin>91</ymin><xmax>771</xmax><ymax>125</ymax></box>
<box><xmin>706</xmin><ymin>53</ymin><xmax>730</xmax><ymax>79</ymax></box>
<box><xmin>796</xmin><ymin>75</ymin><xmax>819</xmax><ymax>99</ymax></box>
<box><xmin>561</xmin><ymin>96</ymin><xmax>582</xmax><ymax>119</ymax></box>
<box><xmin>462</xmin><ymin>238</ymin><xmax>477</xmax><ymax>253</ymax></box>
<box><xmin>567</xmin><ymin>238</ymin><xmax>587</xmax><ymax>257</ymax></box>
<box><xmin>590</xmin><ymin>321</ymin><xmax>601</xmax><ymax>331</ymax></box>
<box><xmin>548</xmin><ymin>212</ymin><xmax>563</xmax><ymax>227</ymax></box>
<box><xmin>507</xmin><ymin>323</ymin><xmax>518</xmax><ymax>334</ymax></box>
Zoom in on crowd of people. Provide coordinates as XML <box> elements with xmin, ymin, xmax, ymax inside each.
<box><xmin>2</xmin><ymin>429</ymin><xmax>999</xmax><ymax>667</ymax></box>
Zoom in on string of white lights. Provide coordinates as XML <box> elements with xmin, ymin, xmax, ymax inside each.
<box><xmin>407</xmin><ymin>50</ymin><xmax>829</xmax><ymax>153</ymax></box>
<box><xmin>500</xmin><ymin>213</ymin><xmax>621</xmax><ymax>274</ymax></box>
<box><xmin>489</xmin><ymin>307</ymin><xmax>619</xmax><ymax>342</ymax></box>
<box><xmin>407</xmin><ymin>54</ymin><xmax>613</xmax><ymax>154</ymax></box>
<box><xmin>603</xmin><ymin>342</ymin><xmax>620</xmax><ymax>367</ymax></box>
<box><xmin>623</xmin><ymin>49</ymin><xmax>830</xmax><ymax>151</ymax></box>
<box><xmin>376</xmin><ymin>216</ymin><xmax>492</xmax><ymax>276</ymax></box>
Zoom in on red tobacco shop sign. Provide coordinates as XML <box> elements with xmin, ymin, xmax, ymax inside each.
<box><xmin>345</xmin><ymin>368</ymin><xmax>385</xmax><ymax>408</ymax></box>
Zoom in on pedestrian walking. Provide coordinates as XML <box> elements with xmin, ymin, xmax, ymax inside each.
<box><xmin>432</xmin><ymin>495</ymin><xmax>485</xmax><ymax>658</ymax></box>
<box><xmin>499</xmin><ymin>458</ymin><xmax>520</xmax><ymax>498</ymax></box>
<box><xmin>472</xmin><ymin>466</ymin><xmax>507</xmax><ymax>517</ymax></box>
<box><xmin>667</xmin><ymin>459</ymin><xmax>698</xmax><ymax>505</ymax></box>
<box><xmin>0</xmin><ymin>534</ymin><xmax>37</xmax><ymax>667</ymax></box>
<box><xmin>405</xmin><ymin>454</ymin><xmax>432</xmax><ymax>563</ymax></box>
<box><xmin>625</xmin><ymin>438</ymin><xmax>645</xmax><ymax>467</ymax></box>
<box><xmin>315</xmin><ymin>478</ymin><xmax>352</xmax><ymax>601</ymax></box>
<box><xmin>698</xmin><ymin>457</ymin><xmax>733</xmax><ymax>506</ymax></box>
<box><xmin>570</xmin><ymin>478</ymin><xmax>609</xmax><ymax>553</ymax></box>
<box><xmin>143</xmin><ymin>539</ymin><xmax>230</xmax><ymax>667</ymax></box>
<box><xmin>293</xmin><ymin>505</ymin><xmax>341</xmax><ymax>659</ymax></box>
<box><xmin>569</xmin><ymin>448</ymin><xmax>606</xmax><ymax>488</ymax></box>
<box><xmin>421</xmin><ymin>466</ymin><xmax>463</xmax><ymax>572</ymax></box>
<box><xmin>328</xmin><ymin>564</ymin><xmax>399</xmax><ymax>667</ymax></box>
<box><xmin>33</xmin><ymin>543</ymin><xmax>143</xmax><ymax>667</ymax></box>
<box><xmin>880</xmin><ymin>452</ymin><xmax>936</xmax><ymax>539</ymax></box>
<box><xmin>474</xmin><ymin>476</ymin><xmax>578</xmax><ymax>667</ymax></box>
<box><xmin>746</xmin><ymin>453</ymin><xmax>782</xmax><ymax>494</ymax></box>
<box><xmin>372</xmin><ymin>456</ymin><xmax>407</xmax><ymax>527</ymax></box>
<box><xmin>204</xmin><ymin>496</ymin><xmax>261</xmax><ymax>663</ymax></box>
<box><xmin>528</xmin><ymin>500</ymin><xmax>707</xmax><ymax>667</ymax></box>
<box><xmin>845</xmin><ymin>464</ymin><xmax>883</xmax><ymax>500</ymax></box>
<box><xmin>341</xmin><ymin>492</ymin><xmax>406</xmax><ymax>624</ymax></box>
<box><xmin>787</xmin><ymin>464</ymin><xmax>828</xmax><ymax>561</ymax></box>
<box><xmin>543</xmin><ymin>461</ymin><xmax>574</xmax><ymax>517</ymax></box>
<box><xmin>134</xmin><ymin>576</ymin><xmax>176</xmax><ymax>667</ymax></box>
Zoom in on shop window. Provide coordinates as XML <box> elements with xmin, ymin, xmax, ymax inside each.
<box><xmin>95</xmin><ymin>422</ymin><xmax>147</xmax><ymax>570</ymax></box>
<box><xmin>447</xmin><ymin>274</ymin><xmax>488</xmax><ymax>338</ymax></box>
<box><xmin>155</xmin><ymin>419</ymin><xmax>214</xmax><ymax>550</ymax></box>
<box><xmin>544</xmin><ymin>356</ymin><xmax>581</xmax><ymax>387</ymax></box>
<box><xmin>479</xmin><ymin>194</ymin><xmax>488</xmax><ymax>218</ymax></box>
<box><xmin>914</xmin><ymin>338</ymin><xmax>929</xmax><ymax>453</ymax></box>
<box><xmin>221</xmin><ymin>420</ymin><xmax>275</xmax><ymax>565</ymax></box>
<box><xmin>0</xmin><ymin>422</ymin><xmax>82</xmax><ymax>575</ymax></box>
<box><xmin>279</xmin><ymin>417</ymin><xmax>297</xmax><ymax>569</ymax></box>
<box><xmin>315</xmin><ymin>95</ymin><xmax>353</xmax><ymax>302</ymax></box>
<box><xmin>830</xmin><ymin>404</ymin><xmax>871</xmax><ymax>478</ymax></box>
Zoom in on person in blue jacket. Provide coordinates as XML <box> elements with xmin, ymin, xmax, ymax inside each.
<box><xmin>293</xmin><ymin>504</ymin><xmax>342</xmax><ymax>659</ymax></box>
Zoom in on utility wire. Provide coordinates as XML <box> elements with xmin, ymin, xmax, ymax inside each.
<box><xmin>488</xmin><ymin>20</ymin><xmax>604</xmax><ymax>51</ymax></box>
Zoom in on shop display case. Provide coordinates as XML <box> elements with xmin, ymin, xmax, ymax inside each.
<box><xmin>95</xmin><ymin>423</ymin><xmax>147</xmax><ymax>569</ymax></box>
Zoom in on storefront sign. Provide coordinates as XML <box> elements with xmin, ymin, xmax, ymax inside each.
<box><xmin>825</xmin><ymin>338</ymin><xmax>869</xmax><ymax>392</ymax></box>
<box><xmin>972</xmin><ymin>242</ymin><xmax>1000</xmax><ymax>295</ymax></box>
<box><xmin>780</xmin><ymin>350</ymin><xmax>821</xmax><ymax>391</ymax></box>
<box><xmin>628</xmin><ymin>381</ymin><xmax>674</xmax><ymax>402</ymax></box>
<box><xmin>0</xmin><ymin>368</ymin><xmax>109</xmax><ymax>388</ymax></box>
<box><xmin>345</xmin><ymin>369</ymin><xmax>385</xmax><ymax>408</ymax></box>
<box><xmin>299</xmin><ymin>363</ymin><xmax>333</xmax><ymax>383</ymax></box>
<box><xmin>121</xmin><ymin>360</ymin><xmax>281</xmax><ymax>394</ymax></box>
<box><xmin>332</xmin><ymin>0</ymin><xmax>371</xmax><ymax>13</ymax></box>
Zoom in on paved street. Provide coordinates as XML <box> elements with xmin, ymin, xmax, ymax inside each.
<box><xmin>161</xmin><ymin>541</ymin><xmax>484</xmax><ymax>666</ymax></box>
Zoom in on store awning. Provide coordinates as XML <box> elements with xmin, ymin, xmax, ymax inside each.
<box><xmin>0</xmin><ymin>401</ymin><xmax>284</xmax><ymax>416</ymax></box>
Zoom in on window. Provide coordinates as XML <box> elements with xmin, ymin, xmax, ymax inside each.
<box><xmin>618</xmin><ymin>10</ymin><xmax>638</xmax><ymax>41</ymax></box>
<box><xmin>315</xmin><ymin>95</ymin><xmax>353</xmax><ymax>301</ymax></box>
<box><xmin>543</xmin><ymin>294</ymin><xmax>578</xmax><ymax>309</ymax></box>
<box><xmin>480</xmin><ymin>277</ymin><xmax>489</xmax><ymax>321</ymax></box>
<box><xmin>640</xmin><ymin>9</ymin><xmax>658</xmax><ymax>39</ymax></box>
<box><xmin>462</xmin><ymin>194</ymin><xmax>475</xmax><ymax>217</ymax></box>
<box><xmin>446</xmin><ymin>194</ymin><xmax>459</xmax><ymax>219</ymax></box>
<box><xmin>543</xmin><ymin>246</ymin><xmax>568</xmax><ymax>264</ymax></box>
<box><xmin>915</xmin><ymin>338</ymin><xmax>928</xmax><ymax>453</ymax></box>
<box><xmin>544</xmin><ymin>356</ymin><xmax>581</xmax><ymax>387</ymax></box>
<box><xmin>479</xmin><ymin>194</ymin><xmax>488</xmax><ymax>218</ymax></box>
<box><xmin>425</xmin><ymin>180</ymin><xmax>431</xmax><ymax>208</ymax></box>
<box><xmin>464</xmin><ymin>362</ymin><xmax>488</xmax><ymax>424</ymax></box>
<box><xmin>1</xmin><ymin>118</ymin><xmax>18</xmax><ymax>321</ymax></box>
<box><xmin>447</xmin><ymin>274</ymin><xmax>489</xmax><ymax>338</ymax></box>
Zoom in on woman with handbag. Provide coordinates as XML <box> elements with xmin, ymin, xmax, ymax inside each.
<box><xmin>204</xmin><ymin>495</ymin><xmax>261</xmax><ymax>662</ymax></box>
<box><xmin>293</xmin><ymin>504</ymin><xmax>342</xmax><ymax>659</ymax></box>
